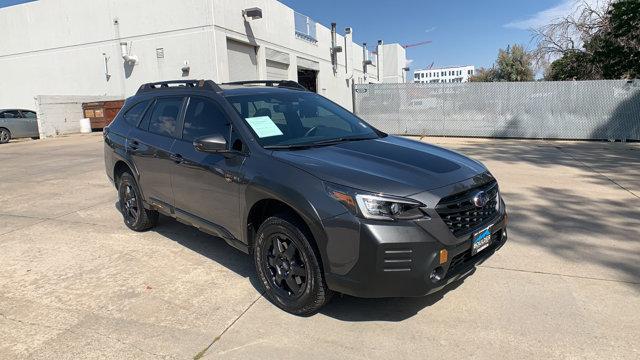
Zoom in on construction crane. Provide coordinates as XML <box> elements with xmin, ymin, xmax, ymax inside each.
<box><xmin>402</xmin><ymin>40</ymin><xmax>432</xmax><ymax>49</ymax></box>
<box><xmin>370</xmin><ymin>40</ymin><xmax>431</xmax><ymax>54</ymax></box>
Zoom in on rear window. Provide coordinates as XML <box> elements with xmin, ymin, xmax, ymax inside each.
<box><xmin>22</xmin><ymin>111</ymin><xmax>37</xmax><ymax>118</ymax></box>
<box><xmin>123</xmin><ymin>101</ymin><xmax>149</xmax><ymax>126</ymax></box>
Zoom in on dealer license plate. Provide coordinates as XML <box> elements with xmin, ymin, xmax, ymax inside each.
<box><xmin>472</xmin><ymin>225</ymin><xmax>493</xmax><ymax>256</ymax></box>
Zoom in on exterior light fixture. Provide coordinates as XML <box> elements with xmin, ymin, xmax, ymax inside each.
<box><xmin>181</xmin><ymin>61</ymin><xmax>190</xmax><ymax>77</ymax></box>
<box><xmin>242</xmin><ymin>7</ymin><xmax>263</xmax><ymax>20</ymax></box>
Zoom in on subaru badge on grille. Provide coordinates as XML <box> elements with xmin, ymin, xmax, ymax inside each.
<box><xmin>472</xmin><ymin>191</ymin><xmax>489</xmax><ymax>208</ymax></box>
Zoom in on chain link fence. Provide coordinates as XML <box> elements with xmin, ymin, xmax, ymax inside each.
<box><xmin>353</xmin><ymin>80</ymin><xmax>640</xmax><ymax>141</ymax></box>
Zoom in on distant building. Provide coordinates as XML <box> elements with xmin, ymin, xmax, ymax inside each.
<box><xmin>413</xmin><ymin>65</ymin><xmax>476</xmax><ymax>83</ymax></box>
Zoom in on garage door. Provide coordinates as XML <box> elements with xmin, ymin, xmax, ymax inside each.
<box><xmin>266</xmin><ymin>60</ymin><xmax>289</xmax><ymax>80</ymax></box>
<box><xmin>227</xmin><ymin>40</ymin><xmax>257</xmax><ymax>81</ymax></box>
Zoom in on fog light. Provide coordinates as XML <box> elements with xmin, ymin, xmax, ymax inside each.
<box><xmin>439</xmin><ymin>249</ymin><xmax>448</xmax><ymax>264</ymax></box>
<box><xmin>430</xmin><ymin>267</ymin><xmax>445</xmax><ymax>283</ymax></box>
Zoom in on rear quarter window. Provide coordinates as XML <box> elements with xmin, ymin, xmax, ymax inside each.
<box><xmin>123</xmin><ymin>100</ymin><xmax>150</xmax><ymax>126</ymax></box>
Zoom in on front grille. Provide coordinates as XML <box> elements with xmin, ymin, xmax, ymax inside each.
<box><xmin>436</xmin><ymin>180</ymin><xmax>499</xmax><ymax>237</ymax></box>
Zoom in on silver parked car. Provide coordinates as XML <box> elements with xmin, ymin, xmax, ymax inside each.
<box><xmin>0</xmin><ymin>109</ymin><xmax>39</xmax><ymax>144</ymax></box>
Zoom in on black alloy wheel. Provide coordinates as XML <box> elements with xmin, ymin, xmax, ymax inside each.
<box><xmin>254</xmin><ymin>215</ymin><xmax>332</xmax><ymax>315</ymax></box>
<box><xmin>121</xmin><ymin>183</ymin><xmax>139</xmax><ymax>225</ymax></box>
<box><xmin>262</xmin><ymin>233</ymin><xmax>308</xmax><ymax>299</ymax></box>
<box><xmin>117</xmin><ymin>172</ymin><xmax>158</xmax><ymax>231</ymax></box>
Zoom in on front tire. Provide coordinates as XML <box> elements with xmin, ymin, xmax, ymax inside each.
<box><xmin>117</xmin><ymin>172</ymin><xmax>158</xmax><ymax>231</ymax></box>
<box><xmin>253</xmin><ymin>215</ymin><xmax>333</xmax><ymax>315</ymax></box>
<box><xmin>0</xmin><ymin>128</ymin><xmax>11</xmax><ymax>144</ymax></box>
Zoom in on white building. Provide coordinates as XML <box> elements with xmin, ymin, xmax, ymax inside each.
<box><xmin>0</xmin><ymin>0</ymin><xmax>407</xmax><ymax>116</ymax></box>
<box><xmin>413</xmin><ymin>65</ymin><xmax>476</xmax><ymax>83</ymax></box>
<box><xmin>377</xmin><ymin>42</ymin><xmax>408</xmax><ymax>83</ymax></box>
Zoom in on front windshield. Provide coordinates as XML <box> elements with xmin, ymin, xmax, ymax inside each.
<box><xmin>225</xmin><ymin>91</ymin><xmax>380</xmax><ymax>148</ymax></box>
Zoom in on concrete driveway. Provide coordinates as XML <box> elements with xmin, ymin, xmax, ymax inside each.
<box><xmin>1</xmin><ymin>134</ymin><xmax>638</xmax><ymax>359</ymax></box>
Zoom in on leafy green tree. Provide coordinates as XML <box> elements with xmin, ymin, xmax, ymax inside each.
<box><xmin>587</xmin><ymin>0</ymin><xmax>640</xmax><ymax>79</ymax></box>
<box><xmin>469</xmin><ymin>45</ymin><xmax>534</xmax><ymax>82</ymax></box>
<box><xmin>469</xmin><ymin>67</ymin><xmax>497</xmax><ymax>82</ymax></box>
<box><xmin>495</xmin><ymin>45</ymin><xmax>535</xmax><ymax>81</ymax></box>
<box><xmin>534</xmin><ymin>0</ymin><xmax>640</xmax><ymax>80</ymax></box>
<box><xmin>544</xmin><ymin>50</ymin><xmax>598</xmax><ymax>80</ymax></box>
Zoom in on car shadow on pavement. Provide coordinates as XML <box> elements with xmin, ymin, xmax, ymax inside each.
<box><xmin>500</xmin><ymin>188</ymin><xmax>640</xmax><ymax>288</ymax></box>
<box><xmin>111</xmin><ymin>202</ymin><xmax>263</xmax><ymax>292</ymax></box>
<box><xmin>115</xmin><ymin>203</ymin><xmax>476</xmax><ymax>321</ymax></box>
<box><xmin>319</xmin><ymin>275</ymin><xmax>468</xmax><ymax>322</ymax></box>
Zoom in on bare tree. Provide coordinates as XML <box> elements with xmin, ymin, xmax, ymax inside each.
<box><xmin>532</xmin><ymin>0</ymin><xmax>613</xmax><ymax>65</ymax></box>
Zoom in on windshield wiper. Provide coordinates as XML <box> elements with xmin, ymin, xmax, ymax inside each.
<box><xmin>264</xmin><ymin>143</ymin><xmax>313</xmax><ymax>150</ymax></box>
<box><xmin>264</xmin><ymin>135</ymin><xmax>377</xmax><ymax>150</ymax></box>
<box><xmin>308</xmin><ymin>135</ymin><xmax>377</xmax><ymax>146</ymax></box>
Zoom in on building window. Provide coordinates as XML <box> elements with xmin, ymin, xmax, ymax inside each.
<box><xmin>468</xmin><ymin>69</ymin><xmax>473</xmax><ymax>75</ymax></box>
<box><xmin>294</xmin><ymin>12</ymin><xmax>318</xmax><ymax>42</ymax></box>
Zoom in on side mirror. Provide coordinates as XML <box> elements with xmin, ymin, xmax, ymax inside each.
<box><xmin>193</xmin><ymin>135</ymin><xmax>227</xmax><ymax>153</ymax></box>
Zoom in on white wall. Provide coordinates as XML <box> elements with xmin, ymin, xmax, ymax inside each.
<box><xmin>0</xmin><ymin>0</ymin><xmax>217</xmax><ymax>110</ymax></box>
<box><xmin>381</xmin><ymin>44</ymin><xmax>407</xmax><ymax>83</ymax></box>
<box><xmin>0</xmin><ymin>0</ymin><xmax>402</xmax><ymax>113</ymax></box>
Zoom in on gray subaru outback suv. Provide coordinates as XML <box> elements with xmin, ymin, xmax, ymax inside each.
<box><xmin>104</xmin><ymin>79</ymin><xmax>507</xmax><ymax>315</ymax></box>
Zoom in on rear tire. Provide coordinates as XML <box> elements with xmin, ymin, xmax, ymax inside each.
<box><xmin>0</xmin><ymin>128</ymin><xmax>11</xmax><ymax>144</ymax></box>
<box><xmin>253</xmin><ymin>214</ymin><xmax>333</xmax><ymax>315</ymax></box>
<box><xmin>117</xmin><ymin>172</ymin><xmax>158</xmax><ymax>231</ymax></box>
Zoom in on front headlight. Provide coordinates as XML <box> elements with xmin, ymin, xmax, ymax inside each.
<box><xmin>326</xmin><ymin>183</ymin><xmax>426</xmax><ymax>221</ymax></box>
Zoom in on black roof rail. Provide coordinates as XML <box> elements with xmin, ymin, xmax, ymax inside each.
<box><xmin>222</xmin><ymin>80</ymin><xmax>308</xmax><ymax>91</ymax></box>
<box><xmin>136</xmin><ymin>79</ymin><xmax>223</xmax><ymax>94</ymax></box>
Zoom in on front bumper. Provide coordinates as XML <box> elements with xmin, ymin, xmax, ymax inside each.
<box><xmin>323</xmin><ymin>210</ymin><xmax>508</xmax><ymax>298</ymax></box>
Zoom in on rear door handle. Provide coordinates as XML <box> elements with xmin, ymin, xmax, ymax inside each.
<box><xmin>128</xmin><ymin>140</ymin><xmax>140</xmax><ymax>151</ymax></box>
<box><xmin>170</xmin><ymin>153</ymin><xmax>183</xmax><ymax>163</ymax></box>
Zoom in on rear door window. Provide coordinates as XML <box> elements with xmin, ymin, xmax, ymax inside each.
<box><xmin>147</xmin><ymin>97</ymin><xmax>184</xmax><ymax>137</ymax></box>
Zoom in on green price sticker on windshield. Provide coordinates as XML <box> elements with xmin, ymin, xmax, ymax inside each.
<box><xmin>245</xmin><ymin>116</ymin><xmax>284</xmax><ymax>138</ymax></box>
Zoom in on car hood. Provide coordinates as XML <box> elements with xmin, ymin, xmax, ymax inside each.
<box><xmin>272</xmin><ymin>135</ymin><xmax>488</xmax><ymax>196</ymax></box>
